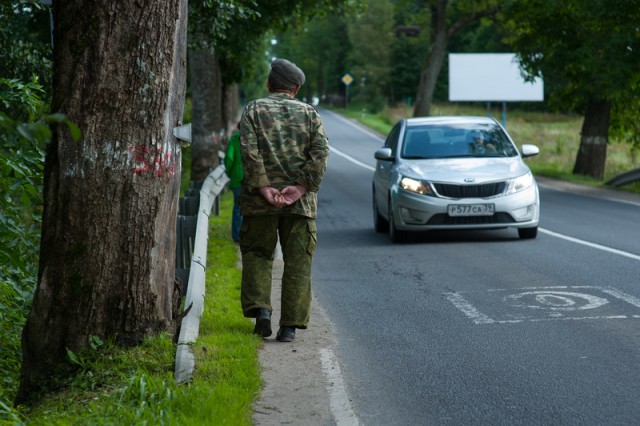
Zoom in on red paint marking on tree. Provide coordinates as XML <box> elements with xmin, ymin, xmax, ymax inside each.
<box><xmin>129</xmin><ymin>145</ymin><xmax>176</xmax><ymax>176</ymax></box>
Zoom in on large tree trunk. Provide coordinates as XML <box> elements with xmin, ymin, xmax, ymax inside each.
<box><xmin>413</xmin><ymin>0</ymin><xmax>448</xmax><ymax>117</ymax></box>
<box><xmin>17</xmin><ymin>0</ymin><xmax>187</xmax><ymax>403</ymax></box>
<box><xmin>190</xmin><ymin>49</ymin><xmax>224</xmax><ymax>182</ymax></box>
<box><xmin>412</xmin><ymin>1</ymin><xmax>500</xmax><ymax>118</ymax></box>
<box><xmin>573</xmin><ymin>99</ymin><xmax>611</xmax><ymax>179</ymax></box>
<box><xmin>223</xmin><ymin>83</ymin><xmax>241</xmax><ymax>131</ymax></box>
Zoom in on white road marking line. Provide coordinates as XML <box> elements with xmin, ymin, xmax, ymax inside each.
<box><xmin>540</xmin><ymin>227</ymin><xmax>640</xmax><ymax>261</ymax></box>
<box><xmin>493</xmin><ymin>315</ymin><xmax>631</xmax><ymax>324</ymax></box>
<box><xmin>596</xmin><ymin>286</ymin><xmax>640</xmax><ymax>309</ymax></box>
<box><xmin>329</xmin><ymin>146</ymin><xmax>375</xmax><ymax>172</ymax></box>
<box><xmin>445</xmin><ymin>292</ymin><xmax>496</xmax><ymax>324</ymax></box>
<box><xmin>488</xmin><ymin>285</ymin><xmax>570</xmax><ymax>291</ymax></box>
<box><xmin>322</xmin><ymin>110</ymin><xmax>385</xmax><ymax>142</ymax></box>
<box><xmin>320</xmin><ymin>348</ymin><xmax>360</xmax><ymax>426</ymax></box>
<box><xmin>323</xmin><ymin>109</ymin><xmax>380</xmax><ymax>173</ymax></box>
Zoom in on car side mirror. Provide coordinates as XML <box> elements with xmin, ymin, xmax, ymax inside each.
<box><xmin>521</xmin><ymin>144</ymin><xmax>540</xmax><ymax>158</ymax></box>
<box><xmin>374</xmin><ymin>147</ymin><xmax>393</xmax><ymax>161</ymax></box>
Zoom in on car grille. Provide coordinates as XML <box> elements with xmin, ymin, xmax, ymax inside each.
<box><xmin>427</xmin><ymin>212</ymin><xmax>515</xmax><ymax>225</ymax></box>
<box><xmin>433</xmin><ymin>182</ymin><xmax>506</xmax><ymax>198</ymax></box>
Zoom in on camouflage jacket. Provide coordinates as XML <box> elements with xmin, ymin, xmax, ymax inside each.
<box><xmin>239</xmin><ymin>92</ymin><xmax>329</xmax><ymax>218</ymax></box>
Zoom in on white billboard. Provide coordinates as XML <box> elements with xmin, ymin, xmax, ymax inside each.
<box><xmin>448</xmin><ymin>53</ymin><xmax>544</xmax><ymax>102</ymax></box>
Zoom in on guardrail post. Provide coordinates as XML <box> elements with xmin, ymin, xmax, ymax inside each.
<box><xmin>174</xmin><ymin>166</ymin><xmax>229</xmax><ymax>385</ymax></box>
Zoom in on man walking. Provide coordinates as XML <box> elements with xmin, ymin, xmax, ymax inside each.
<box><xmin>238</xmin><ymin>58</ymin><xmax>329</xmax><ymax>342</ymax></box>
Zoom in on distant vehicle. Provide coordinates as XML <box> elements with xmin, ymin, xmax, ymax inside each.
<box><xmin>372</xmin><ymin>116</ymin><xmax>540</xmax><ymax>242</ymax></box>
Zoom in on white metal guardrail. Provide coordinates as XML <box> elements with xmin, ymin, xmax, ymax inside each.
<box><xmin>174</xmin><ymin>165</ymin><xmax>229</xmax><ymax>384</ymax></box>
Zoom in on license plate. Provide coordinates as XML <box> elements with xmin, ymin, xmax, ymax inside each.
<box><xmin>447</xmin><ymin>204</ymin><xmax>495</xmax><ymax>217</ymax></box>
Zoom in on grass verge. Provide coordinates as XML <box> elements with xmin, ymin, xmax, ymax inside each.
<box><xmin>10</xmin><ymin>190</ymin><xmax>261</xmax><ymax>425</ymax></box>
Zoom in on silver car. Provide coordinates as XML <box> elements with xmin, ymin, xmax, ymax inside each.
<box><xmin>372</xmin><ymin>116</ymin><xmax>540</xmax><ymax>242</ymax></box>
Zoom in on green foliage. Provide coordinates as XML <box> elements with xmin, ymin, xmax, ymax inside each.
<box><xmin>501</xmin><ymin>0</ymin><xmax>640</xmax><ymax>171</ymax></box>
<box><xmin>191</xmin><ymin>0</ymin><xmax>360</xmax><ymax>88</ymax></box>
<box><xmin>269</xmin><ymin>0</ymin><xmax>511</xmax><ymax>109</ymax></box>
<box><xmin>390</xmin><ymin>31</ymin><xmax>427</xmax><ymax>105</ymax></box>
<box><xmin>336</xmin><ymin>102</ymin><xmax>396</xmax><ymax>135</ymax></box>
<box><xmin>610</xmin><ymin>98</ymin><xmax>640</xmax><ymax>149</ymax></box>
<box><xmin>0</xmin><ymin>1</ymin><xmax>53</xmax><ymax>99</ymax></box>
<box><xmin>347</xmin><ymin>0</ymin><xmax>394</xmax><ymax>107</ymax></box>
<box><xmin>503</xmin><ymin>0</ymin><xmax>640</xmax><ymax>112</ymax></box>
<box><xmin>271</xmin><ymin>13</ymin><xmax>351</xmax><ymax>102</ymax></box>
<box><xmin>0</xmin><ymin>77</ymin><xmax>47</xmax><ymax>412</ymax></box>
<box><xmin>0</xmin><ymin>77</ymin><xmax>80</xmax><ymax>416</ymax></box>
<box><xmin>189</xmin><ymin>1</ymin><xmax>259</xmax><ymax>50</ymax></box>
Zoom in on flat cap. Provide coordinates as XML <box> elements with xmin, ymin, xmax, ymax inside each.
<box><xmin>270</xmin><ymin>58</ymin><xmax>306</xmax><ymax>87</ymax></box>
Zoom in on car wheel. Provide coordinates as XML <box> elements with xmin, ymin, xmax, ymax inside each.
<box><xmin>388</xmin><ymin>199</ymin><xmax>407</xmax><ymax>243</ymax></box>
<box><xmin>518</xmin><ymin>226</ymin><xmax>538</xmax><ymax>239</ymax></box>
<box><xmin>373</xmin><ymin>188</ymin><xmax>388</xmax><ymax>233</ymax></box>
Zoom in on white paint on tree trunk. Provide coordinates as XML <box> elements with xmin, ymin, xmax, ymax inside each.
<box><xmin>582</xmin><ymin>136</ymin><xmax>608</xmax><ymax>145</ymax></box>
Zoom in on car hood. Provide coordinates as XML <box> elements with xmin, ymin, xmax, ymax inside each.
<box><xmin>398</xmin><ymin>157</ymin><xmax>531</xmax><ymax>184</ymax></box>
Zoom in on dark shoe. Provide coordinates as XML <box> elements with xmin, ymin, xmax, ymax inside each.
<box><xmin>254</xmin><ymin>309</ymin><xmax>272</xmax><ymax>337</ymax></box>
<box><xmin>276</xmin><ymin>326</ymin><xmax>296</xmax><ymax>342</ymax></box>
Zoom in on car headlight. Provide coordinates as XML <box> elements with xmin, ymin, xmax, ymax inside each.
<box><xmin>505</xmin><ymin>172</ymin><xmax>534</xmax><ymax>195</ymax></box>
<box><xmin>400</xmin><ymin>176</ymin><xmax>433</xmax><ymax>195</ymax></box>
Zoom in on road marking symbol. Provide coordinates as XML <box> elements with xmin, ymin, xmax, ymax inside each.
<box><xmin>504</xmin><ymin>291</ymin><xmax>609</xmax><ymax>311</ymax></box>
<box><xmin>446</xmin><ymin>286</ymin><xmax>640</xmax><ymax>325</ymax></box>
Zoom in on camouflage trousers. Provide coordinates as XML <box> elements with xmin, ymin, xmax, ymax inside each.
<box><xmin>239</xmin><ymin>214</ymin><xmax>317</xmax><ymax>329</ymax></box>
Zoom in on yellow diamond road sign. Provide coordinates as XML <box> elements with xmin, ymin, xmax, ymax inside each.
<box><xmin>342</xmin><ymin>73</ymin><xmax>354</xmax><ymax>86</ymax></box>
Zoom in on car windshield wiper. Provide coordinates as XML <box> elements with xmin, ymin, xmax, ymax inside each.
<box><xmin>402</xmin><ymin>155</ymin><xmax>434</xmax><ymax>159</ymax></box>
<box><xmin>436</xmin><ymin>154</ymin><xmax>475</xmax><ymax>158</ymax></box>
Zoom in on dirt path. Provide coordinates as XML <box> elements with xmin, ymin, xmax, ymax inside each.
<box><xmin>239</xmin><ymin>245</ymin><xmax>358</xmax><ymax>426</ymax></box>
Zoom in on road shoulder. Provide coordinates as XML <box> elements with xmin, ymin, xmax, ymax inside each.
<box><xmin>535</xmin><ymin>176</ymin><xmax>640</xmax><ymax>205</ymax></box>
<box><xmin>241</xmin><ymin>246</ymin><xmax>342</xmax><ymax>426</ymax></box>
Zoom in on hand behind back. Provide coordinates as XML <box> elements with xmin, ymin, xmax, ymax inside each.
<box><xmin>259</xmin><ymin>185</ymin><xmax>307</xmax><ymax>208</ymax></box>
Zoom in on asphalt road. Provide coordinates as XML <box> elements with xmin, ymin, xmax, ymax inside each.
<box><xmin>312</xmin><ymin>109</ymin><xmax>640</xmax><ymax>425</ymax></box>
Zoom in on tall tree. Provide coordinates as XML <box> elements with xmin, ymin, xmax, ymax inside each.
<box><xmin>347</xmin><ymin>0</ymin><xmax>394</xmax><ymax>111</ymax></box>
<box><xmin>17</xmin><ymin>0</ymin><xmax>187</xmax><ymax>403</ymax></box>
<box><xmin>189</xmin><ymin>48</ymin><xmax>225</xmax><ymax>181</ymax></box>
<box><xmin>188</xmin><ymin>1</ymin><xmax>258</xmax><ymax>181</ymax></box>
<box><xmin>390</xmin><ymin>1</ymin><xmax>430</xmax><ymax>106</ymax></box>
<box><xmin>412</xmin><ymin>0</ymin><xmax>500</xmax><ymax>117</ymax></box>
<box><xmin>272</xmin><ymin>13</ymin><xmax>351</xmax><ymax>105</ymax></box>
<box><xmin>504</xmin><ymin>0</ymin><xmax>640</xmax><ymax>179</ymax></box>
<box><xmin>187</xmin><ymin>0</ymin><xmax>357</xmax><ymax>181</ymax></box>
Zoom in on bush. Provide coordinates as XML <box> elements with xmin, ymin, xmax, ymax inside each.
<box><xmin>0</xmin><ymin>78</ymin><xmax>47</xmax><ymax>410</ymax></box>
<box><xmin>0</xmin><ymin>77</ymin><xmax>78</xmax><ymax>415</ymax></box>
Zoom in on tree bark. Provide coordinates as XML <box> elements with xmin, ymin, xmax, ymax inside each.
<box><xmin>17</xmin><ymin>0</ymin><xmax>187</xmax><ymax>403</ymax></box>
<box><xmin>413</xmin><ymin>0</ymin><xmax>448</xmax><ymax>117</ymax></box>
<box><xmin>573</xmin><ymin>99</ymin><xmax>611</xmax><ymax>179</ymax></box>
<box><xmin>223</xmin><ymin>83</ymin><xmax>241</xmax><ymax>131</ymax></box>
<box><xmin>190</xmin><ymin>49</ymin><xmax>224</xmax><ymax>182</ymax></box>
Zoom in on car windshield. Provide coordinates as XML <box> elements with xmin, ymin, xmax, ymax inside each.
<box><xmin>400</xmin><ymin>124</ymin><xmax>519</xmax><ymax>159</ymax></box>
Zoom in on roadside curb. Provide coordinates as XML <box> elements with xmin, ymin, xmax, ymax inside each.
<box><xmin>535</xmin><ymin>176</ymin><xmax>640</xmax><ymax>206</ymax></box>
